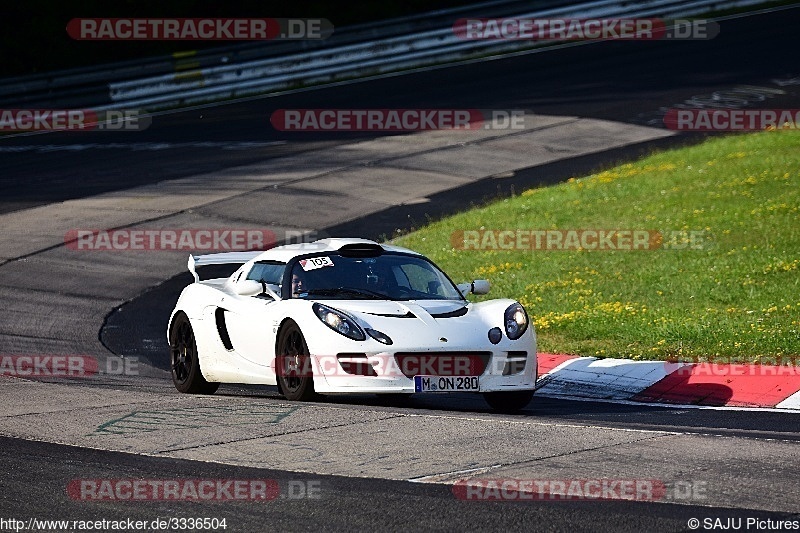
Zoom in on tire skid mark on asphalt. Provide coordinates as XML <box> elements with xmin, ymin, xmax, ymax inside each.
<box><xmin>152</xmin><ymin>413</ymin><xmax>410</xmax><ymax>455</ymax></box>
<box><xmin>406</xmin><ymin>432</ymin><xmax>671</xmax><ymax>484</ymax></box>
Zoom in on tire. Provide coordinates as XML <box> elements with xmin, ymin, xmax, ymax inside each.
<box><xmin>169</xmin><ymin>312</ymin><xmax>219</xmax><ymax>395</ymax></box>
<box><xmin>276</xmin><ymin>321</ymin><xmax>318</xmax><ymax>401</ymax></box>
<box><xmin>483</xmin><ymin>390</ymin><xmax>534</xmax><ymax>412</ymax></box>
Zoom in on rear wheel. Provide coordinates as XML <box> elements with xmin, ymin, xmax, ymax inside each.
<box><xmin>170</xmin><ymin>312</ymin><xmax>219</xmax><ymax>394</ymax></box>
<box><xmin>276</xmin><ymin>321</ymin><xmax>318</xmax><ymax>401</ymax></box>
<box><xmin>483</xmin><ymin>390</ymin><xmax>534</xmax><ymax>412</ymax></box>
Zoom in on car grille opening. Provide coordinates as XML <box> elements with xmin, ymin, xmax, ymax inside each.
<box><xmin>336</xmin><ymin>353</ymin><xmax>377</xmax><ymax>376</ymax></box>
<box><xmin>393</xmin><ymin>352</ymin><xmax>492</xmax><ymax>378</ymax></box>
<box><xmin>364</xmin><ymin>311</ymin><xmax>417</xmax><ymax>318</ymax></box>
<box><xmin>503</xmin><ymin>351</ymin><xmax>528</xmax><ymax>375</ymax></box>
<box><xmin>430</xmin><ymin>307</ymin><xmax>468</xmax><ymax>318</ymax></box>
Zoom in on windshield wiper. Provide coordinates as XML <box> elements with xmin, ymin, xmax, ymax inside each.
<box><xmin>305</xmin><ymin>287</ymin><xmax>385</xmax><ymax>299</ymax></box>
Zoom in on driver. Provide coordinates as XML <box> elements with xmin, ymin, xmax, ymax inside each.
<box><xmin>291</xmin><ymin>269</ymin><xmax>307</xmax><ymax>298</ymax></box>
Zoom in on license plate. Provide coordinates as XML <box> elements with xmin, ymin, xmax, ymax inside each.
<box><xmin>414</xmin><ymin>375</ymin><xmax>480</xmax><ymax>392</ymax></box>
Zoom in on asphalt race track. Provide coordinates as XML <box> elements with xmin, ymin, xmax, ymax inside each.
<box><xmin>1</xmin><ymin>6</ymin><xmax>800</xmax><ymax>532</ymax></box>
<box><xmin>2</xmin><ymin>436</ymin><xmax>794</xmax><ymax>532</ymax></box>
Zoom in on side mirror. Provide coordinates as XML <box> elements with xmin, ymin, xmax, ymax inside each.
<box><xmin>234</xmin><ymin>280</ymin><xmax>282</xmax><ymax>299</ymax></box>
<box><xmin>233</xmin><ymin>279</ymin><xmax>263</xmax><ymax>296</ymax></box>
<box><xmin>457</xmin><ymin>279</ymin><xmax>491</xmax><ymax>297</ymax></box>
<box><xmin>471</xmin><ymin>280</ymin><xmax>491</xmax><ymax>294</ymax></box>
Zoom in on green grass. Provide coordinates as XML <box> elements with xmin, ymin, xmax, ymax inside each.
<box><xmin>392</xmin><ymin>130</ymin><xmax>800</xmax><ymax>362</ymax></box>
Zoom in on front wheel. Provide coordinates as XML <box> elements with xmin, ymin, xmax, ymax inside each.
<box><xmin>276</xmin><ymin>321</ymin><xmax>318</xmax><ymax>401</ymax></box>
<box><xmin>170</xmin><ymin>312</ymin><xmax>219</xmax><ymax>395</ymax></box>
<box><xmin>483</xmin><ymin>390</ymin><xmax>534</xmax><ymax>412</ymax></box>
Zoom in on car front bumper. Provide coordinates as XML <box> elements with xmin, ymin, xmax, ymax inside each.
<box><xmin>310</xmin><ymin>349</ymin><xmax>537</xmax><ymax>394</ymax></box>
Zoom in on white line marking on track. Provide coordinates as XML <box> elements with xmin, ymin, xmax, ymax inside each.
<box><xmin>537</xmin><ymin>392</ymin><xmax>800</xmax><ymax>413</ymax></box>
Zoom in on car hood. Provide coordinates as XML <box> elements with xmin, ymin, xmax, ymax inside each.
<box><xmin>320</xmin><ymin>299</ymin><xmax>467</xmax><ymax>318</ymax></box>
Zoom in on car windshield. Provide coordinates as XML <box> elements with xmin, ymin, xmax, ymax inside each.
<box><xmin>289</xmin><ymin>253</ymin><xmax>463</xmax><ymax>301</ymax></box>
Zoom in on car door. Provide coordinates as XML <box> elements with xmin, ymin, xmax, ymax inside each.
<box><xmin>220</xmin><ymin>261</ymin><xmax>285</xmax><ymax>367</ymax></box>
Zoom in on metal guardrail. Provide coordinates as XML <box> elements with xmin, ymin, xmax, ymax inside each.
<box><xmin>0</xmin><ymin>0</ymin><xmax>571</xmax><ymax>107</ymax></box>
<box><xmin>0</xmin><ymin>0</ymin><xmax>769</xmax><ymax>111</ymax></box>
<box><xmin>100</xmin><ymin>0</ymin><xmax>766</xmax><ymax>111</ymax></box>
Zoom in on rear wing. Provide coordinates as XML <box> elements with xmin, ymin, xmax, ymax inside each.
<box><xmin>188</xmin><ymin>251</ymin><xmax>262</xmax><ymax>282</ymax></box>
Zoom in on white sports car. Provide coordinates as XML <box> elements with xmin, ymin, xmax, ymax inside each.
<box><xmin>168</xmin><ymin>238</ymin><xmax>537</xmax><ymax>411</ymax></box>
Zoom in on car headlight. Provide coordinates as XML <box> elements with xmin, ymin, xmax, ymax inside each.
<box><xmin>313</xmin><ymin>303</ymin><xmax>366</xmax><ymax>341</ymax></box>
<box><xmin>366</xmin><ymin>328</ymin><xmax>393</xmax><ymax>345</ymax></box>
<box><xmin>504</xmin><ymin>302</ymin><xmax>528</xmax><ymax>340</ymax></box>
